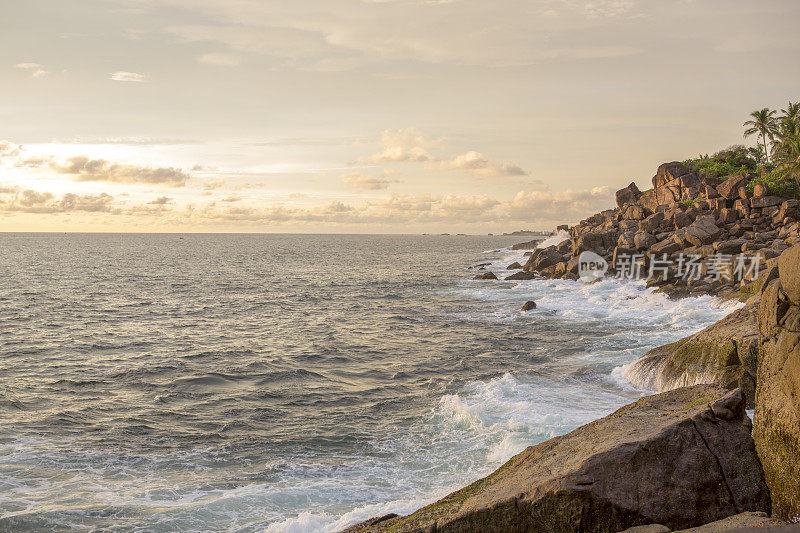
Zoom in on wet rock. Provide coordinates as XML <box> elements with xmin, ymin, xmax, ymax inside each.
<box><xmin>521</xmin><ymin>300</ymin><xmax>537</xmax><ymax>311</ymax></box>
<box><xmin>505</xmin><ymin>271</ymin><xmax>537</xmax><ymax>281</ymax></box>
<box><xmin>754</xmin><ymin>248</ymin><xmax>800</xmax><ymax>520</ymax></box>
<box><xmin>623</xmin><ymin>302</ymin><xmax>760</xmax><ymax>406</ymax></box>
<box><xmin>357</xmin><ymin>386</ymin><xmax>770</xmax><ymax>533</ymax></box>
<box><xmin>474</xmin><ymin>271</ymin><xmax>498</xmax><ymax>280</ymax></box>
<box><xmin>506</xmin><ymin>262</ymin><xmax>522</xmax><ymax>270</ymax></box>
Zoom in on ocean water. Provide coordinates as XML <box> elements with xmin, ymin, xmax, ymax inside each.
<box><xmin>0</xmin><ymin>233</ymin><xmax>739</xmax><ymax>532</ymax></box>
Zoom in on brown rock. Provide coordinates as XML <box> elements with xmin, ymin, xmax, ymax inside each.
<box><xmin>521</xmin><ymin>300</ymin><xmax>537</xmax><ymax>311</ymax></box>
<box><xmin>754</xmin><ymin>255</ymin><xmax>800</xmax><ymax>520</ymax></box>
<box><xmin>506</xmin><ymin>262</ymin><xmax>522</xmax><ymax>270</ymax></box>
<box><xmin>751</xmin><ymin>196</ymin><xmax>783</xmax><ymax>209</ymax></box>
<box><xmin>684</xmin><ymin>217</ymin><xmax>722</xmax><ymax>246</ymax></box>
<box><xmin>474</xmin><ymin>271</ymin><xmax>498</xmax><ymax>280</ymax></box>
<box><xmin>634</xmin><ymin>231</ymin><xmax>657</xmax><ymax>250</ymax></box>
<box><xmin>623</xmin><ymin>303</ymin><xmax>760</xmax><ymax>406</ymax></box>
<box><xmin>360</xmin><ymin>386</ymin><xmax>770</xmax><ymax>533</ymax></box>
<box><xmin>505</xmin><ymin>270</ymin><xmax>537</xmax><ymax>281</ymax></box>
<box><xmin>717</xmin><ymin>175</ymin><xmax>749</xmax><ymax>200</ymax></box>
<box><xmin>616</xmin><ymin>182</ymin><xmax>642</xmax><ymax>208</ymax></box>
<box><xmin>753</xmin><ymin>183</ymin><xmax>769</xmax><ymax>198</ymax></box>
<box><xmin>653</xmin><ymin>162</ymin><xmax>692</xmax><ymax>189</ymax></box>
<box><xmin>778</xmin><ymin>245</ymin><xmax>800</xmax><ymax>305</ymax></box>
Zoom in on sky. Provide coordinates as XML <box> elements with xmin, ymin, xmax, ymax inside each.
<box><xmin>1</xmin><ymin>0</ymin><xmax>799</xmax><ymax>233</ymax></box>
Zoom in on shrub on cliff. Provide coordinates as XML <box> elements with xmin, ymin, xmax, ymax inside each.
<box><xmin>746</xmin><ymin>169</ymin><xmax>800</xmax><ymax>199</ymax></box>
<box><xmin>683</xmin><ymin>145</ymin><xmax>758</xmax><ymax>178</ymax></box>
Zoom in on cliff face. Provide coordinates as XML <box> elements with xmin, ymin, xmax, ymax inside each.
<box><xmin>754</xmin><ymin>245</ymin><xmax>800</xmax><ymax>521</ymax></box>
<box><xmin>623</xmin><ymin>300</ymin><xmax>760</xmax><ymax>406</ymax></box>
<box><xmin>349</xmin><ymin>386</ymin><xmax>770</xmax><ymax>533</ymax></box>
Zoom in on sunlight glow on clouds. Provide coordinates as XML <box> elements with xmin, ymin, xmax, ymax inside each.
<box><xmin>110</xmin><ymin>71</ymin><xmax>149</xmax><ymax>82</ymax></box>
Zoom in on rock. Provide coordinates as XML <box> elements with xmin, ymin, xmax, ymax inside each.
<box><xmin>751</xmin><ymin>196</ymin><xmax>783</xmax><ymax>209</ymax></box>
<box><xmin>653</xmin><ymin>162</ymin><xmax>693</xmax><ymax>189</ymax></box>
<box><xmin>619</xmin><ymin>231</ymin><xmax>637</xmax><ymax>248</ymax></box>
<box><xmin>713</xmin><ymin>239</ymin><xmax>747</xmax><ymax>254</ymax></box>
<box><xmin>754</xmin><ymin>253</ymin><xmax>800</xmax><ymax>520</ymax></box>
<box><xmin>675</xmin><ymin>211</ymin><xmax>693</xmax><ymax>229</ymax></box>
<box><xmin>524</xmin><ymin>247</ymin><xmax>562</xmax><ymax>271</ymax></box>
<box><xmin>672</xmin><ymin>511</ymin><xmax>785</xmax><ymax>532</ymax></box>
<box><xmin>340</xmin><ymin>514</ymin><xmax>399</xmax><ymax>533</ymax></box>
<box><xmin>716</xmin><ymin>175</ymin><xmax>749</xmax><ymax>200</ymax></box>
<box><xmin>705</xmin><ymin>185</ymin><xmax>720</xmax><ymax>199</ymax></box>
<box><xmin>474</xmin><ymin>271</ymin><xmax>497</xmax><ymax>280</ymax></box>
<box><xmin>506</xmin><ymin>262</ymin><xmax>522</xmax><ymax>270</ymax></box>
<box><xmin>778</xmin><ymin>245</ymin><xmax>800</xmax><ymax>304</ymax></box>
<box><xmin>753</xmin><ymin>183</ymin><xmax>769</xmax><ymax>198</ymax></box>
<box><xmin>684</xmin><ymin>217</ymin><xmax>722</xmax><ymax>246</ymax></box>
<box><xmin>505</xmin><ymin>271</ymin><xmax>537</xmax><ymax>281</ymax></box>
<box><xmin>616</xmin><ymin>182</ymin><xmax>642</xmax><ymax>208</ymax></box>
<box><xmin>511</xmin><ymin>239</ymin><xmax>542</xmax><ymax>250</ymax></box>
<box><xmin>623</xmin><ymin>204</ymin><xmax>647</xmax><ymax>220</ymax></box>
<box><xmin>634</xmin><ymin>231</ymin><xmax>658</xmax><ymax>250</ymax></box>
<box><xmin>557</xmin><ymin>224</ymin><xmax>569</xmax><ymax>231</ymax></box>
<box><xmin>621</xmin><ymin>526</ymin><xmax>670</xmax><ymax>533</ymax></box>
<box><xmin>651</xmin><ymin>238</ymin><xmax>682</xmax><ymax>255</ymax></box>
<box><xmin>573</xmin><ymin>230</ymin><xmax>616</xmax><ymax>256</ymax></box>
<box><xmin>640</xmin><ymin>212</ymin><xmax>665</xmax><ymax>233</ymax></box>
<box><xmin>623</xmin><ymin>302</ymin><xmax>760</xmax><ymax>406</ymax></box>
<box><xmin>521</xmin><ymin>300</ymin><xmax>537</xmax><ymax>311</ymax></box>
<box><xmin>358</xmin><ymin>386</ymin><xmax>770</xmax><ymax>533</ymax></box>
<box><xmin>738</xmin><ymin>185</ymin><xmax>751</xmax><ymax>200</ymax></box>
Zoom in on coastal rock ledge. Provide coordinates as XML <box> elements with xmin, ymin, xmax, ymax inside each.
<box><xmin>347</xmin><ymin>386</ymin><xmax>770</xmax><ymax>533</ymax></box>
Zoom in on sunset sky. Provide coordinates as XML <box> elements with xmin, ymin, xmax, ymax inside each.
<box><xmin>2</xmin><ymin>0</ymin><xmax>799</xmax><ymax>233</ymax></box>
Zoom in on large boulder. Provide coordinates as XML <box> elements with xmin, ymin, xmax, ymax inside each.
<box><xmin>354</xmin><ymin>386</ymin><xmax>770</xmax><ymax>533</ymax></box>
<box><xmin>684</xmin><ymin>217</ymin><xmax>722</xmax><ymax>247</ymax></box>
<box><xmin>634</xmin><ymin>231</ymin><xmax>657</xmax><ymax>250</ymax></box>
<box><xmin>623</xmin><ymin>303</ymin><xmax>760</xmax><ymax>406</ymax></box>
<box><xmin>754</xmin><ymin>246</ymin><xmax>800</xmax><ymax>520</ymax></box>
<box><xmin>616</xmin><ymin>182</ymin><xmax>642</xmax><ymax>208</ymax></box>
<box><xmin>524</xmin><ymin>246</ymin><xmax>565</xmax><ymax>272</ymax></box>
<box><xmin>778</xmin><ymin>245</ymin><xmax>800</xmax><ymax>303</ymax></box>
<box><xmin>716</xmin><ymin>175</ymin><xmax>749</xmax><ymax>201</ymax></box>
<box><xmin>653</xmin><ymin>162</ymin><xmax>693</xmax><ymax>190</ymax></box>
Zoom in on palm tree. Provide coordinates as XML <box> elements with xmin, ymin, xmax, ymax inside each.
<box><xmin>781</xmin><ymin>101</ymin><xmax>800</xmax><ymax>123</ymax></box>
<box><xmin>772</xmin><ymin>114</ymin><xmax>800</xmax><ymax>190</ymax></box>
<box><xmin>744</xmin><ymin>108</ymin><xmax>778</xmax><ymax>164</ymax></box>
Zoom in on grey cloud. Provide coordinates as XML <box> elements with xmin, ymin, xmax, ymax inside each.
<box><xmin>441</xmin><ymin>151</ymin><xmax>528</xmax><ymax>178</ymax></box>
<box><xmin>0</xmin><ymin>185</ymin><xmax>115</xmax><ymax>214</ymax></box>
<box><xmin>52</xmin><ymin>156</ymin><xmax>190</xmax><ymax>187</ymax></box>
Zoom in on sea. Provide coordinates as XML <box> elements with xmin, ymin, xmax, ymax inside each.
<box><xmin>0</xmin><ymin>233</ymin><xmax>740</xmax><ymax>532</ymax></box>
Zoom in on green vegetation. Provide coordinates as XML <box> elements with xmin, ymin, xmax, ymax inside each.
<box><xmin>683</xmin><ymin>145</ymin><xmax>758</xmax><ymax>178</ymax></box>
<box><xmin>683</xmin><ymin>102</ymin><xmax>800</xmax><ymax>198</ymax></box>
<box><xmin>746</xmin><ymin>169</ymin><xmax>800</xmax><ymax>199</ymax></box>
<box><xmin>679</xmin><ymin>198</ymin><xmax>697</xmax><ymax>208</ymax></box>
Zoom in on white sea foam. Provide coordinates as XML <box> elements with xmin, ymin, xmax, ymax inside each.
<box><xmin>536</xmin><ymin>229</ymin><xmax>570</xmax><ymax>249</ymax></box>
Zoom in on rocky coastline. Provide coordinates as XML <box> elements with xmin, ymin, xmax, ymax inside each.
<box><xmin>346</xmin><ymin>162</ymin><xmax>800</xmax><ymax>532</ymax></box>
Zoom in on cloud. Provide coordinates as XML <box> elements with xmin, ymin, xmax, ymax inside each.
<box><xmin>15</xmin><ymin>63</ymin><xmax>47</xmax><ymax>78</ymax></box>
<box><xmin>51</xmin><ymin>156</ymin><xmax>190</xmax><ymax>187</ymax></box>
<box><xmin>0</xmin><ymin>185</ymin><xmax>115</xmax><ymax>214</ymax></box>
<box><xmin>197</xmin><ymin>52</ymin><xmax>242</xmax><ymax>66</ymax></box>
<box><xmin>340</xmin><ymin>172</ymin><xmax>398</xmax><ymax>190</ymax></box>
<box><xmin>442</xmin><ymin>151</ymin><xmax>528</xmax><ymax>178</ymax></box>
<box><xmin>505</xmin><ymin>186</ymin><xmax>614</xmax><ymax>221</ymax></box>
<box><xmin>0</xmin><ymin>141</ymin><xmax>21</xmax><ymax>157</ymax></box>
<box><xmin>110</xmin><ymin>71</ymin><xmax>149</xmax><ymax>82</ymax></box>
<box><xmin>361</xmin><ymin>127</ymin><xmax>437</xmax><ymax>163</ymax></box>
